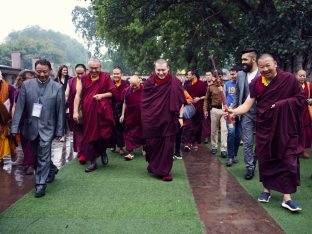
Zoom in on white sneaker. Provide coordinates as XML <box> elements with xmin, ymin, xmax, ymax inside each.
<box><xmin>173</xmin><ymin>155</ymin><xmax>183</xmax><ymax>160</ymax></box>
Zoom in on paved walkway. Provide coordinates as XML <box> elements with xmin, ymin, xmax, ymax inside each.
<box><xmin>0</xmin><ymin>138</ymin><xmax>284</xmax><ymax>233</ymax></box>
<box><xmin>183</xmin><ymin>146</ymin><xmax>285</xmax><ymax>233</ymax></box>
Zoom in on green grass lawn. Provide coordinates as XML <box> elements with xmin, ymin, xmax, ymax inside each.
<box><xmin>0</xmin><ymin>151</ymin><xmax>204</xmax><ymax>234</ymax></box>
<box><xmin>215</xmin><ymin>144</ymin><xmax>312</xmax><ymax>234</ymax></box>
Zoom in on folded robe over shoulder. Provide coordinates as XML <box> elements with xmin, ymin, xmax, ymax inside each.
<box><xmin>141</xmin><ymin>73</ymin><xmax>184</xmax><ymax>138</ymax></box>
<box><xmin>141</xmin><ymin>73</ymin><xmax>184</xmax><ymax>177</ymax></box>
<box><xmin>81</xmin><ymin>72</ymin><xmax>116</xmax><ymax>143</ymax></box>
<box><xmin>249</xmin><ymin>70</ymin><xmax>306</xmax><ymax>193</ymax></box>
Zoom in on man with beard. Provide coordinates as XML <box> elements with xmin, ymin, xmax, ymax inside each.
<box><xmin>230</xmin><ymin>54</ymin><xmax>305</xmax><ymax>212</ymax></box>
<box><xmin>233</xmin><ymin>48</ymin><xmax>260</xmax><ymax>180</ymax></box>
<box><xmin>110</xmin><ymin>67</ymin><xmax>128</xmax><ymax>155</ymax></box>
<box><xmin>73</xmin><ymin>58</ymin><xmax>116</xmax><ymax>172</ymax></box>
<box><xmin>141</xmin><ymin>59</ymin><xmax>184</xmax><ymax>181</ymax></box>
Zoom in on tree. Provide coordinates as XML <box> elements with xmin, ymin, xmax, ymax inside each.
<box><xmin>0</xmin><ymin>26</ymin><xmax>88</xmax><ymax>69</ymax></box>
<box><xmin>81</xmin><ymin>0</ymin><xmax>312</xmax><ymax>75</ymax></box>
<box><xmin>72</xmin><ymin>6</ymin><xmax>105</xmax><ymax>58</ymax></box>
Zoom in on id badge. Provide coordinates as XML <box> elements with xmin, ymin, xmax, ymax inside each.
<box><xmin>32</xmin><ymin>103</ymin><xmax>43</xmax><ymax>117</ymax></box>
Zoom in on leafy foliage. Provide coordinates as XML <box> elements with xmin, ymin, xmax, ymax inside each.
<box><xmin>73</xmin><ymin>0</ymin><xmax>312</xmax><ymax>75</ymax></box>
<box><xmin>0</xmin><ymin>26</ymin><xmax>87</xmax><ymax>69</ymax></box>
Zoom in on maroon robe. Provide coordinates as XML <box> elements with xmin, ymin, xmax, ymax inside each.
<box><xmin>14</xmin><ymin>88</ymin><xmax>35</xmax><ymax>167</ymax></box>
<box><xmin>122</xmin><ymin>85</ymin><xmax>144</xmax><ymax>151</ymax></box>
<box><xmin>141</xmin><ymin>73</ymin><xmax>184</xmax><ymax>177</ymax></box>
<box><xmin>81</xmin><ymin>72</ymin><xmax>116</xmax><ymax>160</ymax></box>
<box><xmin>302</xmin><ymin>82</ymin><xmax>312</xmax><ymax>148</ymax></box>
<box><xmin>68</xmin><ymin>77</ymin><xmax>85</xmax><ymax>155</ymax></box>
<box><xmin>111</xmin><ymin>80</ymin><xmax>128</xmax><ymax>148</ymax></box>
<box><xmin>183</xmin><ymin>80</ymin><xmax>207</xmax><ymax>145</ymax></box>
<box><xmin>249</xmin><ymin>70</ymin><xmax>305</xmax><ymax>194</ymax></box>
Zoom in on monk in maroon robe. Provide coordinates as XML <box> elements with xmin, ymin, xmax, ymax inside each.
<box><xmin>201</xmin><ymin>71</ymin><xmax>213</xmax><ymax>143</ymax></box>
<box><xmin>141</xmin><ymin>59</ymin><xmax>184</xmax><ymax>181</ymax></box>
<box><xmin>183</xmin><ymin>70</ymin><xmax>207</xmax><ymax>150</ymax></box>
<box><xmin>66</xmin><ymin>64</ymin><xmax>86</xmax><ymax>164</ymax></box>
<box><xmin>73</xmin><ymin>58</ymin><xmax>116</xmax><ymax>172</ymax></box>
<box><xmin>120</xmin><ymin>75</ymin><xmax>145</xmax><ymax>160</ymax></box>
<box><xmin>110</xmin><ymin>67</ymin><xmax>128</xmax><ymax>155</ymax></box>
<box><xmin>13</xmin><ymin>70</ymin><xmax>36</xmax><ymax>174</ymax></box>
<box><xmin>296</xmin><ymin>69</ymin><xmax>312</xmax><ymax>158</ymax></box>
<box><xmin>232</xmin><ymin>54</ymin><xmax>305</xmax><ymax>212</ymax></box>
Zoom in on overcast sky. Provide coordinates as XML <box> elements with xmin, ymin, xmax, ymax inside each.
<box><xmin>0</xmin><ymin>0</ymin><xmax>90</xmax><ymax>45</ymax></box>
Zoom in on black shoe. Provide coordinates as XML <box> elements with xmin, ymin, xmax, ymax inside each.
<box><xmin>35</xmin><ymin>184</ymin><xmax>47</xmax><ymax>198</ymax></box>
<box><xmin>245</xmin><ymin>169</ymin><xmax>254</xmax><ymax>180</ymax></box>
<box><xmin>221</xmin><ymin>151</ymin><xmax>227</xmax><ymax>158</ymax></box>
<box><xmin>210</xmin><ymin>148</ymin><xmax>217</xmax><ymax>156</ymax></box>
<box><xmin>85</xmin><ymin>162</ymin><xmax>98</xmax><ymax>172</ymax></box>
<box><xmin>226</xmin><ymin>158</ymin><xmax>233</xmax><ymax>167</ymax></box>
<box><xmin>46</xmin><ymin>168</ymin><xmax>59</xmax><ymax>183</ymax></box>
<box><xmin>101</xmin><ymin>152</ymin><xmax>109</xmax><ymax>166</ymax></box>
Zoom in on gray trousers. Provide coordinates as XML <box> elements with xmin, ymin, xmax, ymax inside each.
<box><xmin>31</xmin><ymin>137</ymin><xmax>52</xmax><ymax>185</ymax></box>
<box><xmin>241</xmin><ymin>115</ymin><xmax>256</xmax><ymax>171</ymax></box>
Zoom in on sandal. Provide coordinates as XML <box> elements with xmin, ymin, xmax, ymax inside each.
<box><xmin>119</xmin><ymin>149</ymin><xmax>125</xmax><ymax>155</ymax></box>
<box><xmin>124</xmin><ymin>154</ymin><xmax>134</xmax><ymax>160</ymax></box>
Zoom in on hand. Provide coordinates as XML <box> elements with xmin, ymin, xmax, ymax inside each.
<box><xmin>193</xmin><ymin>97</ymin><xmax>200</xmax><ymax>103</ymax></box>
<box><xmin>73</xmin><ymin>112</ymin><xmax>79</xmax><ymax>123</ymax></box>
<box><xmin>271</xmin><ymin>104</ymin><xmax>275</xmax><ymax>109</ymax></box>
<box><xmin>218</xmin><ymin>86</ymin><xmax>223</xmax><ymax>92</ymax></box>
<box><xmin>119</xmin><ymin>115</ymin><xmax>124</xmax><ymax>123</ymax></box>
<box><xmin>224</xmin><ymin>109</ymin><xmax>235</xmax><ymax>120</ymax></box>
<box><xmin>93</xmin><ymin>94</ymin><xmax>103</xmax><ymax>101</ymax></box>
<box><xmin>204</xmin><ymin>111</ymin><xmax>208</xmax><ymax>119</ymax></box>
<box><xmin>178</xmin><ymin>119</ymin><xmax>183</xmax><ymax>128</ymax></box>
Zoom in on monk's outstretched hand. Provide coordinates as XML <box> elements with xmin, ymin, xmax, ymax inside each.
<box><xmin>73</xmin><ymin>112</ymin><xmax>79</xmax><ymax>123</ymax></box>
<box><xmin>120</xmin><ymin>115</ymin><xmax>124</xmax><ymax>123</ymax></box>
<box><xmin>178</xmin><ymin>119</ymin><xmax>183</xmax><ymax>128</ymax></box>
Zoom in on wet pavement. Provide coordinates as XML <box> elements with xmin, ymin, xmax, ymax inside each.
<box><xmin>0</xmin><ymin>135</ymin><xmax>74</xmax><ymax>213</ymax></box>
<box><xmin>183</xmin><ymin>145</ymin><xmax>285</xmax><ymax>234</ymax></box>
<box><xmin>0</xmin><ymin>136</ymin><xmax>285</xmax><ymax>233</ymax></box>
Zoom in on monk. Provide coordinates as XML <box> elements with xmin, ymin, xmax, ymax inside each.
<box><xmin>120</xmin><ymin>75</ymin><xmax>145</xmax><ymax>160</ymax></box>
<box><xmin>141</xmin><ymin>59</ymin><xmax>184</xmax><ymax>181</ymax></box>
<box><xmin>0</xmin><ymin>71</ymin><xmax>16</xmax><ymax>165</ymax></box>
<box><xmin>110</xmin><ymin>66</ymin><xmax>128</xmax><ymax>155</ymax></box>
<box><xmin>12</xmin><ymin>70</ymin><xmax>36</xmax><ymax>174</ymax></box>
<box><xmin>296</xmin><ymin>69</ymin><xmax>312</xmax><ymax>158</ymax></box>
<box><xmin>231</xmin><ymin>54</ymin><xmax>305</xmax><ymax>212</ymax></box>
<box><xmin>183</xmin><ymin>70</ymin><xmax>207</xmax><ymax>151</ymax></box>
<box><xmin>65</xmin><ymin>64</ymin><xmax>87</xmax><ymax>164</ymax></box>
<box><xmin>73</xmin><ymin>58</ymin><xmax>116</xmax><ymax>172</ymax></box>
<box><xmin>201</xmin><ymin>71</ymin><xmax>213</xmax><ymax>144</ymax></box>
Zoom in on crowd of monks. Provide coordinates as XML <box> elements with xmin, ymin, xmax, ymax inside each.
<box><xmin>0</xmin><ymin>53</ymin><xmax>310</xmax><ymax>211</ymax></box>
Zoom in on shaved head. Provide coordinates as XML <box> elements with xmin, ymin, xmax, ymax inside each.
<box><xmin>155</xmin><ymin>59</ymin><xmax>169</xmax><ymax>67</ymax></box>
<box><xmin>88</xmin><ymin>57</ymin><xmax>101</xmax><ymax>66</ymax></box>
<box><xmin>257</xmin><ymin>53</ymin><xmax>275</xmax><ymax>63</ymax></box>
<box><xmin>129</xmin><ymin>75</ymin><xmax>141</xmax><ymax>89</ymax></box>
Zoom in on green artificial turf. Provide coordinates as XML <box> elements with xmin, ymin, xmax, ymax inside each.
<box><xmin>0</xmin><ymin>150</ymin><xmax>204</xmax><ymax>234</ymax></box>
<box><xmin>214</xmin><ymin>144</ymin><xmax>312</xmax><ymax>234</ymax></box>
